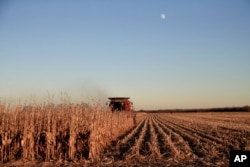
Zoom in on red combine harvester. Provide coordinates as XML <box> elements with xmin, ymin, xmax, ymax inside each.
<box><xmin>108</xmin><ymin>97</ymin><xmax>133</xmax><ymax>112</ymax></box>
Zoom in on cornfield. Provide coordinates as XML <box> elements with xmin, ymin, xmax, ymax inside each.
<box><xmin>0</xmin><ymin>101</ymin><xmax>136</xmax><ymax>166</ymax></box>
<box><xmin>1</xmin><ymin>101</ymin><xmax>250</xmax><ymax>166</ymax></box>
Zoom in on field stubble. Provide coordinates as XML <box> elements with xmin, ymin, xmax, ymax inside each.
<box><xmin>103</xmin><ymin>112</ymin><xmax>250</xmax><ymax>166</ymax></box>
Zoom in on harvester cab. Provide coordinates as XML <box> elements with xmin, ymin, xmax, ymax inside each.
<box><xmin>108</xmin><ymin>97</ymin><xmax>133</xmax><ymax>112</ymax></box>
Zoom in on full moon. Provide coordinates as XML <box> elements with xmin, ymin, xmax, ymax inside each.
<box><xmin>161</xmin><ymin>13</ymin><xmax>166</xmax><ymax>20</ymax></box>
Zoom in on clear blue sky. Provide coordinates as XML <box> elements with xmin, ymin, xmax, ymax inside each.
<box><xmin>1</xmin><ymin>0</ymin><xmax>250</xmax><ymax>109</ymax></box>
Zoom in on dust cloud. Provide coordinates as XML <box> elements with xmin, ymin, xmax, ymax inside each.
<box><xmin>0</xmin><ymin>80</ymin><xmax>110</xmax><ymax>106</ymax></box>
<box><xmin>69</xmin><ymin>80</ymin><xmax>110</xmax><ymax>106</ymax></box>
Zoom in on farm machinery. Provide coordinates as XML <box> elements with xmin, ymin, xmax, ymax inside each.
<box><xmin>108</xmin><ymin>97</ymin><xmax>133</xmax><ymax>112</ymax></box>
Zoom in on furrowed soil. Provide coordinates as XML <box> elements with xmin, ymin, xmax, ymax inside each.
<box><xmin>102</xmin><ymin>112</ymin><xmax>250</xmax><ymax>167</ymax></box>
<box><xmin>2</xmin><ymin>112</ymin><xmax>250</xmax><ymax>167</ymax></box>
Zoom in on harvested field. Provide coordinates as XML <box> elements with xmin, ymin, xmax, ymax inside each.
<box><xmin>103</xmin><ymin>112</ymin><xmax>250</xmax><ymax>166</ymax></box>
<box><xmin>1</xmin><ymin>104</ymin><xmax>250</xmax><ymax>166</ymax></box>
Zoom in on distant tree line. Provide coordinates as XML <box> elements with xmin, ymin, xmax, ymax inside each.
<box><xmin>137</xmin><ymin>106</ymin><xmax>250</xmax><ymax>113</ymax></box>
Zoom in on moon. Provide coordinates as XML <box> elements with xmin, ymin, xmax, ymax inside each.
<box><xmin>161</xmin><ymin>13</ymin><xmax>166</xmax><ymax>20</ymax></box>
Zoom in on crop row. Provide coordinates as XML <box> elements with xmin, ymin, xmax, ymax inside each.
<box><xmin>104</xmin><ymin>113</ymin><xmax>250</xmax><ymax>166</ymax></box>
